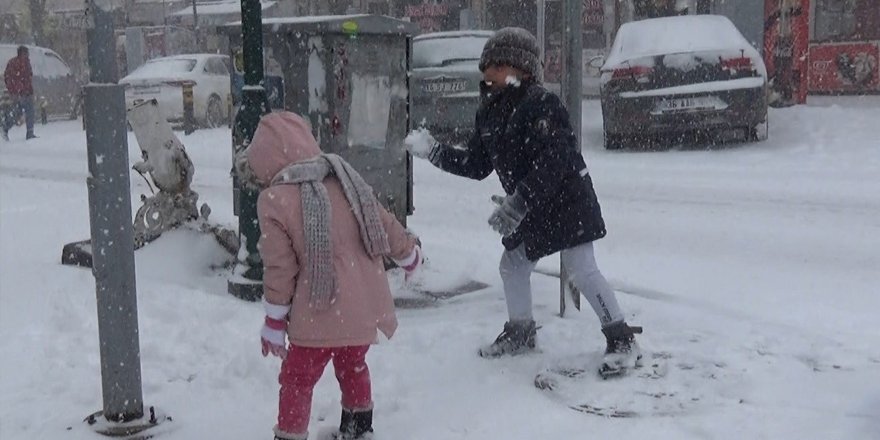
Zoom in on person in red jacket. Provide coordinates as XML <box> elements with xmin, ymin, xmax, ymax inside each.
<box><xmin>3</xmin><ymin>45</ymin><xmax>37</xmax><ymax>141</ymax></box>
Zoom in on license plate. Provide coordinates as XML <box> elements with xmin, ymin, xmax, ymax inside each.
<box><xmin>133</xmin><ymin>86</ymin><xmax>161</xmax><ymax>95</ymax></box>
<box><xmin>654</xmin><ymin>96</ymin><xmax>725</xmax><ymax>113</ymax></box>
<box><xmin>422</xmin><ymin>80</ymin><xmax>467</xmax><ymax>94</ymax></box>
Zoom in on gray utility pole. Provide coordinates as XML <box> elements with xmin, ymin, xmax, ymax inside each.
<box><xmin>536</xmin><ymin>0</ymin><xmax>546</xmax><ymax>66</ymax></box>
<box><xmin>191</xmin><ymin>0</ymin><xmax>200</xmax><ymax>50</ymax></box>
<box><xmin>559</xmin><ymin>0</ymin><xmax>584</xmax><ymax>317</ymax></box>
<box><xmin>81</xmin><ymin>1</ymin><xmax>162</xmax><ymax>435</ymax></box>
<box><xmin>562</xmin><ymin>0</ymin><xmax>583</xmax><ymax>126</ymax></box>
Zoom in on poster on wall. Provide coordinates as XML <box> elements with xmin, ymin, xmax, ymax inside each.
<box><xmin>583</xmin><ymin>0</ymin><xmax>605</xmax><ymax>48</ymax></box>
<box><xmin>405</xmin><ymin>3</ymin><xmax>453</xmax><ymax>33</ymax></box>
<box><xmin>763</xmin><ymin>0</ymin><xmax>810</xmax><ymax>106</ymax></box>
<box><xmin>809</xmin><ymin>43</ymin><xmax>880</xmax><ymax>94</ymax></box>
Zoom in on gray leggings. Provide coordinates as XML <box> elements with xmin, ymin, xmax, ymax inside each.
<box><xmin>499</xmin><ymin>242</ymin><xmax>623</xmax><ymax>326</ymax></box>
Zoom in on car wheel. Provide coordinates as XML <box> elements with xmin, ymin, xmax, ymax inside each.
<box><xmin>69</xmin><ymin>94</ymin><xmax>83</xmax><ymax>120</ymax></box>
<box><xmin>748</xmin><ymin>117</ymin><xmax>769</xmax><ymax>142</ymax></box>
<box><xmin>205</xmin><ymin>95</ymin><xmax>225</xmax><ymax>128</ymax></box>
<box><xmin>603</xmin><ymin>131</ymin><xmax>624</xmax><ymax>150</ymax></box>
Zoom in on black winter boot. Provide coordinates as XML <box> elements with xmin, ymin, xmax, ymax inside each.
<box><xmin>599</xmin><ymin>321</ymin><xmax>643</xmax><ymax>378</ymax></box>
<box><xmin>336</xmin><ymin>408</ymin><xmax>373</xmax><ymax>439</ymax></box>
<box><xmin>479</xmin><ymin>320</ymin><xmax>537</xmax><ymax>358</ymax></box>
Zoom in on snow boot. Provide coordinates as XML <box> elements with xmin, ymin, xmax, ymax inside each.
<box><xmin>335</xmin><ymin>408</ymin><xmax>373</xmax><ymax>439</ymax></box>
<box><xmin>273</xmin><ymin>426</ymin><xmax>308</xmax><ymax>440</ymax></box>
<box><xmin>599</xmin><ymin>321</ymin><xmax>643</xmax><ymax>378</ymax></box>
<box><xmin>479</xmin><ymin>319</ymin><xmax>537</xmax><ymax>358</ymax></box>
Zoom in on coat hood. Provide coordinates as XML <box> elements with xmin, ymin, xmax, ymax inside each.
<box><xmin>246</xmin><ymin>112</ymin><xmax>321</xmax><ymax>186</ymax></box>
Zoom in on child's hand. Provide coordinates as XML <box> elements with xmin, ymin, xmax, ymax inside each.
<box><xmin>405</xmin><ymin>129</ymin><xmax>438</xmax><ymax>161</ymax></box>
<box><xmin>396</xmin><ymin>245</ymin><xmax>423</xmax><ymax>282</ymax></box>
<box><xmin>261</xmin><ymin>299</ymin><xmax>290</xmax><ymax>359</ymax></box>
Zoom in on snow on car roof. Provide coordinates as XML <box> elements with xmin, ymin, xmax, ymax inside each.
<box><xmin>170</xmin><ymin>0</ymin><xmax>276</xmax><ymax>16</ymax></box>
<box><xmin>0</xmin><ymin>44</ymin><xmax>71</xmax><ymax>79</ymax></box>
<box><xmin>258</xmin><ymin>14</ymin><xmax>369</xmax><ymax>25</ymax></box>
<box><xmin>605</xmin><ymin>15</ymin><xmax>754</xmax><ymax>67</ymax></box>
<box><xmin>412</xmin><ymin>34</ymin><xmax>489</xmax><ymax>69</ymax></box>
<box><xmin>151</xmin><ymin>54</ymin><xmax>227</xmax><ymax>62</ymax></box>
<box><xmin>414</xmin><ymin>30</ymin><xmax>494</xmax><ymax>40</ymax></box>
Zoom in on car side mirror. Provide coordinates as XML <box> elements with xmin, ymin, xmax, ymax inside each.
<box><xmin>587</xmin><ymin>55</ymin><xmax>606</xmax><ymax>70</ymax></box>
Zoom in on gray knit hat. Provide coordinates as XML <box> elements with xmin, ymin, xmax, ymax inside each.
<box><xmin>479</xmin><ymin>27</ymin><xmax>542</xmax><ymax>78</ymax></box>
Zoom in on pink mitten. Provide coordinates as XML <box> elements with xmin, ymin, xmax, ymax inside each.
<box><xmin>261</xmin><ymin>299</ymin><xmax>290</xmax><ymax>359</ymax></box>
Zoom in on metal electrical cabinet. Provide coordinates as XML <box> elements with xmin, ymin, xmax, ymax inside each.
<box><xmin>225</xmin><ymin>15</ymin><xmax>420</xmax><ymax>225</ymax></box>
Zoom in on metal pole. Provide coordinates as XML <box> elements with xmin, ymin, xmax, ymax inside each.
<box><xmin>229</xmin><ymin>0</ymin><xmax>268</xmax><ymax>301</ymax></box>
<box><xmin>560</xmin><ymin>0</ymin><xmax>583</xmax><ymax>317</ymax></box>
<box><xmin>191</xmin><ymin>0</ymin><xmax>200</xmax><ymax>50</ymax></box>
<box><xmin>563</xmin><ymin>0</ymin><xmax>583</xmax><ymax>124</ymax></box>
<box><xmin>84</xmin><ymin>0</ymin><xmax>144</xmax><ymax>422</ymax></box>
<box><xmin>537</xmin><ymin>0</ymin><xmax>546</xmax><ymax>63</ymax></box>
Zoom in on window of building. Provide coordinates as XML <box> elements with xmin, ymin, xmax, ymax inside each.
<box><xmin>814</xmin><ymin>0</ymin><xmax>880</xmax><ymax>42</ymax></box>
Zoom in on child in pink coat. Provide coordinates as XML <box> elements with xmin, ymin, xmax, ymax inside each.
<box><xmin>238</xmin><ymin>111</ymin><xmax>421</xmax><ymax>440</ymax></box>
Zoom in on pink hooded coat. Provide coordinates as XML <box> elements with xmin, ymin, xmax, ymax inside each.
<box><xmin>247</xmin><ymin>112</ymin><xmax>415</xmax><ymax>347</ymax></box>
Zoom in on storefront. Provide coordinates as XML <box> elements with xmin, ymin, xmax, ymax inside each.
<box><xmin>762</xmin><ymin>0</ymin><xmax>878</xmax><ymax>105</ymax></box>
<box><xmin>808</xmin><ymin>0</ymin><xmax>879</xmax><ymax>95</ymax></box>
<box><xmin>403</xmin><ymin>0</ymin><xmax>467</xmax><ymax>33</ymax></box>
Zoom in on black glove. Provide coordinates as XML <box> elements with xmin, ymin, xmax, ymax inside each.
<box><xmin>488</xmin><ymin>191</ymin><xmax>528</xmax><ymax>237</ymax></box>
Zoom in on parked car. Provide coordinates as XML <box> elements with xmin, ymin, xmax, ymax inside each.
<box><xmin>598</xmin><ymin>15</ymin><xmax>768</xmax><ymax>149</ymax></box>
<box><xmin>0</xmin><ymin>44</ymin><xmax>82</xmax><ymax>121</ymax></box>
<box><xmin>120</xmin><ymin>54</ymin><xmax>231</xmax><ymax>128</ymax></box>
<box><xmin>411</xmin><ymin>30</ymin><xmax>493</xmax><ymax>144</ymax></box>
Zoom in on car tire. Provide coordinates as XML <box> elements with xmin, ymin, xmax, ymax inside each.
<box><xmin>69</xmin><ymin>94</ymin><xmax>83</xmax><ymax>120</ymax></box>
<box><xmin>205</xmin><ymin>95</ymin><xmax>225</xmax><ymax>128</ymax></box>
<box><xmin>603</xmin><ymin>131</ymin><xmax>624</xmax><ymax>150</ymax></box>
<box><xmin>748</xmin><ymin>116</ymin><xmax>769</xmax><ymax>142</ymax></box>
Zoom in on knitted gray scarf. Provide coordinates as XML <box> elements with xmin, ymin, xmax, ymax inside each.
<box><xmin>271</xmin><ymin>154</ymin><xmax>390</xmax><ymax>311</ymax></box>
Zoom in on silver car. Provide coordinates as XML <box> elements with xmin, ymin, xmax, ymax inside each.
<box><xmin>411</xmin><ymin>31</ymin><xmax>492</xmax><ymax>144</ymax></box>
<box><xmin>0</xmin><ymin>44</ymin><xmax>82</xmax><ymax>121</ymax></box>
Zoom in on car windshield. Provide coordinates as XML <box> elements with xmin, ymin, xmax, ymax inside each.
<box><xmin>412</xmin><ymin>36</ymin><xmax>488</xmax><ymax>68</ymax></box>
<box><xmin>128</xmin><ymin>58</ymin><xmax>197</xmax><ymax>78</ymax></box>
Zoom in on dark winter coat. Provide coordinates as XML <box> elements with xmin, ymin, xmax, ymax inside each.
<box><xmin>430</xmin><ymin>79</ymin><xmax>606</xmax><ymax>261</ymax></box>
<box><xmin>4</xmin><ymin>56</ymin><xmax>34</xmax><ymax>97</ymax></box>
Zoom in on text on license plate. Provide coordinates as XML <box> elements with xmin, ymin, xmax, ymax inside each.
<box><xmin>422</xmin><ymin>80</ymin><xmax>467</xmax><ymax>94</ymax></box>
<box><xmin>653</xmin><ymin>96</ymin><xmax>727</xmax><ymax>113</ymax></box>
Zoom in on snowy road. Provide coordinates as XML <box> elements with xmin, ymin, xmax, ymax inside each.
<box><xmin>1</xmin><ymin>97</ymin><xmax>879</xmax><ymax>440</ymax></box>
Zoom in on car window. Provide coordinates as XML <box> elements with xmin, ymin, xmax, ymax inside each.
<box><xmin>42</xmin><ymin>52</ymin><xmax>71</xmax><ymax>78</ymax></box>
<box><xmin>204</xmin><ymin>58</ymin><xmax>229</xmax><ymax>76</ymax></box>
<box><xmin>412</xmin><ymin>36</ymin><xmax>488</xmax><ymax>68</ymax></box>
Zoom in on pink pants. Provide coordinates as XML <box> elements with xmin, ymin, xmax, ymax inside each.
<box><xmin>277</xmin><ymin>344</ymin><xmax>372</xmax><ymax>435</ymax></box>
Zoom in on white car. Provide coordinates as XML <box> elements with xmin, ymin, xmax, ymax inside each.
<box><xmin>120</xmin><ymin>54</ymin><xmax>231</xmax><ymax>128</ymax></box>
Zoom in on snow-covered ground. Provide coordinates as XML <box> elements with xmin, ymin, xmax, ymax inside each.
<box><xmin>2</xmin><ymin>97</ymin><xmax>879</xmax><ymax>440</ymax></box>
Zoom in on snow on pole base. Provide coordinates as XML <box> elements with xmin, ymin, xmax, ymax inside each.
<box><xmin>84</xmin><ymin>405</ymin><xmax>171</xmax><ymax>438</ymax></box>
